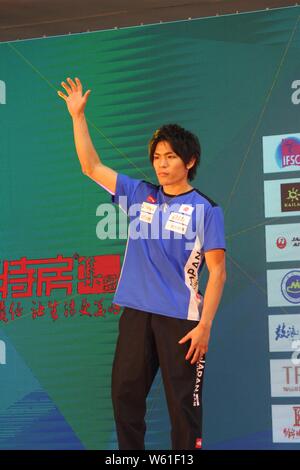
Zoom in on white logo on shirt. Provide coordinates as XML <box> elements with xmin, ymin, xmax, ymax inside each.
<box><xmin>165</xmin><ymin>211</ymin><xmax>191</xmax><ymax>234</ymax></box>
<box><xmin>139</xmin><ymin>201</ymin><xmax>158</xmax><ymax>224</ymax></box>
<box><xmin>168</xmin><ymin>212</ymin><xmax>191</xmax><ymax>226</ymax></box>
<box><xmin>141</xmin><ymin>202</ymin><xmax>158</xmax><ymax>214</ymax></box>
<box><xmin>179</xmin><ymin>204</ymin><xmax>194</xmax><ymax>215</ymax></box>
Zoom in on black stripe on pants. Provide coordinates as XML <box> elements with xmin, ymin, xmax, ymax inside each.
<box><xmin>111</xmin><ymin>306</ymin><xmax>206</xmax><ymax>450</ymax></box>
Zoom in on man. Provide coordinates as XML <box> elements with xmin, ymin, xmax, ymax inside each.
<box><xmin>58</xmin><ymin>77</ymin><xmax>226</xmax><ymax>450</ymax></box>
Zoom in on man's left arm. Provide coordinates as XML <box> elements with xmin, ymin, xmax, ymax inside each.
<box><xmin>178</xmin><ymin>249</ymin><xmax>226</xmax><ymax>364</ymax></box>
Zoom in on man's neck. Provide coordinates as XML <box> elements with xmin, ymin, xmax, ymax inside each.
<box><xmin>162</xmin><ymin>182</ymin><xmax>193</xmax><ymax>196</ymax></box>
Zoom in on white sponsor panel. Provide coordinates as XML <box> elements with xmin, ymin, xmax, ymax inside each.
<box><xmin>265</xmin><ymin>224</ymin><xmax>300</xmax><ymax>262</ymax></box>
<box><xmin>165</xmin><ymin>220</ymin><xmax>188</xmax><ymax>235</ymax></box>
<box><xmin>168</xmin><ymin>212</ymin><xmax>191</xmax><ymax>226</ymax></box>
<box><xmin>263</xmin><ymin>133</ymin><xmax>300</xmax><ymax>174</ymax></box>
<box><xmin>272</xmin><ymin>405</ymin><xmax>300</xmax><ymax>443</ymax></box>
<box><xmin>179</xmin><ymin>204</ymin><xmax>194</xmax><ymax>215</ymax></box>
<box><xmin>267</xmin><ymin>269</ymin><xmax>300</xmax><ymax>307</ymax></box>
<box><xmin>139</xmin><ymin>211</ymin><xmax>154</xmax><ymax>224</ymax></box>
<box><xmin>270</xmin><ymin>359</ymin><xmax>300</xmax><ymax>397</ymax></box>
<box><xmin>264</xmin><ymin>178</ymin><xmax>300</xmax><ymax>218</ymax></box>
<box><xmin>140</xmin><ymin>202</ymin><xmax>158</xmax><ymax>214</ymax></box>
<box><xmin>269</xmin><ymin>314</ymin><xmax>300</xmax><ymax>352</ymax></box>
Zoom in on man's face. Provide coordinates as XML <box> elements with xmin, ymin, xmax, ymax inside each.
<box><xmin>152</xmin><ymin>140</ymin><xmax>194</xmax><ymax>186</ymax></box>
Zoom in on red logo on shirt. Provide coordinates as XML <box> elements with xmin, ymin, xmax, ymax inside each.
<box><xmin>195</xmin><ymin>438</ymin><xmax>202</xmax><ymax>449</ymax></box>
<box><xmin>147</xmin><ymin>195</ymin><xmax>157</xmax><ymax>203</ymax></box>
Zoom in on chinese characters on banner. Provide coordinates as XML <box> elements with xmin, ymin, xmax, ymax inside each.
<box><xmin>0</xmin><ymin>253</ymin><xmax>121</xmax><ymax>323</ymax></box>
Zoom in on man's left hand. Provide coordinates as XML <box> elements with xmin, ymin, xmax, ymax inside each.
<box><xmin>178</xmin><ymin>323</ymin><xmax>211</xmax><ymax>364</ymax></box>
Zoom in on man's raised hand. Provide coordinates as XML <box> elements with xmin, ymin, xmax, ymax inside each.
<box><xmin>57</xmin><ymin>77</ymin><xmax>91</xmax><ymax>118</ymax></box>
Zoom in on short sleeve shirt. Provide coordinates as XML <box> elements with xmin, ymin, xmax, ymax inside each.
<box><xmin>110</xmin><ymin>173</ymin><xmax>226</xmax><ymax>321</ymax></box>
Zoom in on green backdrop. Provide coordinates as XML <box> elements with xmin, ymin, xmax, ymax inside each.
<box><xmin>0</xmin><ymin>5</ymin><xmax>300</xmax><ymax>449</ymax></box>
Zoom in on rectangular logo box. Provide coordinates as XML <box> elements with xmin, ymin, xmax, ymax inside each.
<box><xmin>269</xmin><ymin>313</ymin><xmax>300</xmax><ymax>352</ymax></box>
<box><xmin>264</xmin><ymin>178</ymin><xmax>300</xmax><ymax>218</ymax></box>
<box><xmin>270</xmin><ymin>359</ymin><xmax>300</xmax><ymax>397</ymax></box>
<box><xmin>269</xmin><ymin>314</ymin><xmax>300</xmax><ymax>352</ymax></box>
<box><xmin>265</xmin><ymin>224</ymin><xmax>300</xmax><ymax>262</ymax></box>
<box><xmin>267</xmin><ymin>269</ymin><xmax>300</xmax><ymax>307</ymax></box>
<box><xmin>272</xmin><ymin>405</ymin><xmax>300</xmax><ymax>443</ymax></box>
<box><xmin>263</xmin><ymin>133</ymin><xmax>300</xmax><ymax>174</ymax></box>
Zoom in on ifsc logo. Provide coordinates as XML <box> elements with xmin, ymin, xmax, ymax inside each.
<box><xmin>275</xmin><ymin>137</ymin><xmax>300</xmax><ymax>169</ymax></box>
<box><xmin>0</xmin><ymin>340</ymin><xmax>6</xmax><ymax>365</ymax></box>
<box><xmin>281</xmin><ymin>270</ymin><xmax>300</xmax><ymax>304</ymax></box>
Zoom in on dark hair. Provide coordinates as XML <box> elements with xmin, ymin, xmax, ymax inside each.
<box><xmin>148</xmin><ymin>123</ymin><xmax>201</xmax><ymax>181</ymax></box>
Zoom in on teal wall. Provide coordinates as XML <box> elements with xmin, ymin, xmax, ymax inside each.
<box><xmin>0</xmin><ymin>6</ymin><xmax>300</xmax><ymax>449</ymax></box>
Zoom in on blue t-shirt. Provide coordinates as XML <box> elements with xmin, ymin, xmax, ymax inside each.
<box><xmin>106</xmin><ymin>173</ymin><xmax>226</xmax><ymax>321</ymax></box>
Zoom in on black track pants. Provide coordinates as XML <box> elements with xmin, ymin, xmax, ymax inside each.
<box><xmin>111</xmin><ymin>306</ymin><xmax>206</xmax><ymax>450</ymax></box>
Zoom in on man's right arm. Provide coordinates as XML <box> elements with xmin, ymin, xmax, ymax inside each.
<box><xmin>72</xmin><ymin>113</ymin><xmax>117</xmax><ymax>194</ymax></box>
<box><xmin>57</xmin><ymin>77</ymin><xmax>117</xmax><ymax>194</ymax></box>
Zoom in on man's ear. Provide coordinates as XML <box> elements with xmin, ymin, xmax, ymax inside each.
<box><xmin>186</xmin><ymin>156</ymin><xmax>196</xmax><ymax>169</ymax></box>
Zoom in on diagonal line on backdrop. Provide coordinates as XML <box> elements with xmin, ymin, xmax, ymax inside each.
<box><xmin>6</xmin><ymin>42</ymin><xmax>152</xmax><ymax>181</ymax></box>
<box><xmin>224</xmin><ymin>14</ymin><xmax>300</xmax><ymax>216</ymax></box>
<box><xmin>226</xmin><ymin>217</ymin><xmax>283</xmax><ymax>240</ymax></box>
<box><xmin>227</xmin><ymin>252</ymin><xmax>291</xmax><ymax>316</ymax></box>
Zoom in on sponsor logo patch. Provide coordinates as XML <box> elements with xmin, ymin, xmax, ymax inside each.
<box><xmin>179</xmin><ymin>204</ymin><xmax>194</xmax><ymax>215</ymax></box>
